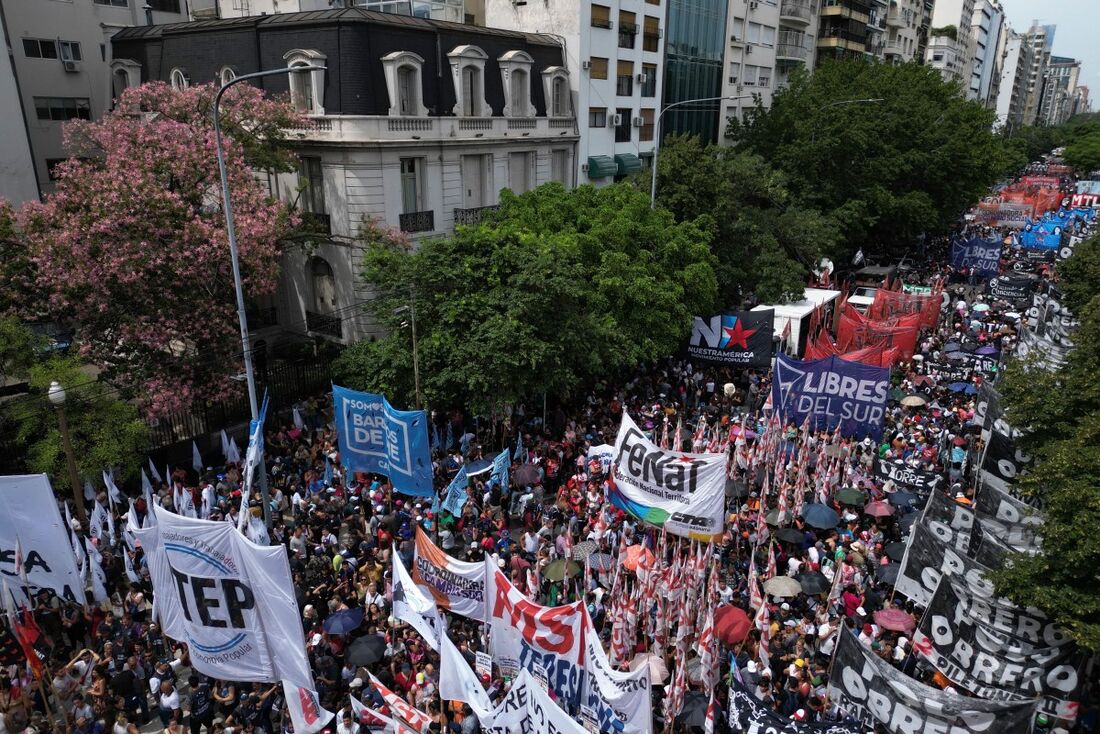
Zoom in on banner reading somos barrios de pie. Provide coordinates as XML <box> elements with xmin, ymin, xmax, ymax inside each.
<box><xmin>607</xmin><ymin>411</ymin><xmax>727</xmax><ymax>541</ymax></box>
<box><xmin>134</xmin><ymin>505</ymin><xmax>332</xmax><ymax>734</ymax></box>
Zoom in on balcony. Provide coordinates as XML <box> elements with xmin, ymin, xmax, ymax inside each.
<box><xmin>300</xmin><ymin>211</ymin><xmax>331</xmax><ymax>235</ymax></box>
<box><xmin>884</xmin><ymin>40</ymin><xmax>905</xmax><ymax>56</ymax></box>
<box><xmin>284</xmin><ymin>115</ymin><xmax>579</xmax><ymax>145</ymax></box>
<box><xmin>817</xmin><ymin>27</ymin><xmax>867</xmax><ymax>52</ymax></box>
<box><xmin>454</xmin><ymin>205</ymin><xmax>499</xmax><ymax>227</ymax></box>
<box><xmin>776</xmin><ymin>42</ymin><xmax>811</xmax><ymax>62</ymax></box>
<box><xmin>306</xmin><ymin>310</ymin><xmax>343</xmax><ymax>340</ymax></box>
<box><xmin>399</xmin><ymin>210</ymin><xmax>435</xmax><ymax>233</ymax></box>
<box><xmin>779</xmin><ymin>0</ymin><xmax>814</xmax><ymax>25</ymax></box>
<box><xmin>821</xmin><ymin>0</ymin><xmax>869</xmax><ymax>23</ymax></box>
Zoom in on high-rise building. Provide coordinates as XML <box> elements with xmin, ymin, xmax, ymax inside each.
<box><xmin>923</xmin><ymin>0</ymin><xmax>976</xmax><ymax>84</ymax></box>
<box><xmin>1039</xmin><ymin>55</ymin><xmax>1081</xmax><ymax>126</ymax></box>
<box><xmin>864</xmin><ymin>0</ymin><xmax>888</xmax><ymax>57</ymax></box>
<box><xmin>816</xmin><ymin>0</ymin><xmax>870</xmax><ymax>63</ymax></box>
<box><xmin>0</xmin><ymin>0</ymin><xmax>189</xmax><ymax>196</ymax></box>
<box><xmin>995</xmin><ymin>27</ymin><xmax>1034</xmax><ymax>129</ymax></box>
<box><xmin>884</xmin><ymin>0</ymin><xmax>922</xmax><ymax>63</ymax></box>
<box><xmin>0</xmin><ymin>4</ymin><xmax>39</xmax><ymax>204</ymax></box>
<box><xmin>966</xmin><ymin>0</ymin><xmax>1004</xmax><ymax>107</ymax></box>
<box><xmin>663</xmin><ymin>0</ymin><xmax>730</xmax><ymax>143</ymax></box>
<box><xmin>482</xmin><ymin>0</ymin><xmax>665</xmax><ymax>183</ymax></box>
<box><xmin>1021</xmin><ymin>21</ymin><xmax>1054</xmax><ymax>126</ymax></box>
<box><xmin>1076</xmin><ymin>86</ymin><xmax>1091</xmax><ymax>115</ymax></box>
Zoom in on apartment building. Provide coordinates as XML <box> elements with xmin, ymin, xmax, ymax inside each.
<box><xmin>663</xmin><ymin>0</ymin><xmax>732</xmax><ymax>143</ymax></box>
<box><xmin>482</xmin><ymin>0</ymin><xmax>665</xmax><ymax>184</ymax></box>
<box><xmin>0</xmin><ymin>0</ymin><xmax>188</xmax><ymax>196</ymax></box>
<box><xmin>1020</xmin><ymin>21</ymin><xmax>1053</xmax><ymax>126</ymax></box>
<box><xmin>995</xmin><ymin>27</ymin><xmax>1033</xmax><ymax>129</ymax></box>
<box><xmin>112</xmin><ymin>10</ymin><xmax>578</xmax><ymax>344</ymax></box>
<box><xmin>923</xmin><ymin>0</ymin><xmax>976</xmax><ymax>84</ymax></box>
<box><xmin>883</xmin><ymin>0</ymin><xmax>922</xmax><ymax>62</ymax></box>
<box><xmin>816</xmin><ymin>0</ymin><xmax>870</xmax><ymax>63</ymax></box>
<box><xmin>1039</xmin><ymin>55</ymin><xmax>1081</xmax><ymax>126</ymax></box>
<box><xmin>0</xmin><ymin>4</ymin><xmax>38</xmax><ymax>204</ymax></box>
<box><xmin>863</xmin><ymin>0</ymin><xmax>887</xmax><ymax>57</ymax></box>
<box><xmin>966</xmin><ymin>0</ymin><xmax>1004</xmax><ymax>106</ymax></box>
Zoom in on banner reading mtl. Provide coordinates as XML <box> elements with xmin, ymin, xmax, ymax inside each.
<box><xmin>332</xmin><ymin>385</ymin><xmax>433</xmax><ymax>497</ymax></box>
<box><xmin>772</xmin><ymin>354</ymin><xmax>889</xmax><ymax>441</ymax></box>
<box><xmin>687</xmin><ymin>311</ymin><xmax>774</xmax><ymax>368</ymax></box>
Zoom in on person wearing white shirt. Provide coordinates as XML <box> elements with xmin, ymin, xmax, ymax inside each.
<box><xmin>336</xmin><ymin>713</ymin><xmax>360</xmax><ymax>734</ymax></box>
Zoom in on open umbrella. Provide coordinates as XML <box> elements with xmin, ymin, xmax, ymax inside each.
<box><xmin>797</xmin><ymin>571</ymin><xmax>830</xmax><ymax>595</ymax></box>
<box><xmin>776</xmin><ymin>528</ymin><xmax>804</xmax><ymax>544</ymax></box>
<box><xmin>944</xmin><ymin>341</ymin><xmax>961</xmax><ymax>352</ymax></box>
<box><xmin>345</xmin><ymin>635</ymin><xmax>386</xmax><ymax>667</ymax></box>
<box><xmin>630</xmin><ymin>653</ymin><xmax>668</xmax><ymax>685</ymax></box>
<box><xmin>886</xmin><ymin>490</ymin><xmax>919</xmax><ymax>508</ymax></box>
<box><xmin>322</xmin><ymin>607</ymin><xmax>364</xmax><ymax>635</ymax></box>
<box><xmin>714</xmin><ymin>605</ymin><xmax>751</xmax><ymax>645</ymax></box>
<box><xmin>513</xmin><ymin>464</ymin><xmax>540</xmax><ymax>487</ymax></box>
<box><xmin>835</xmin><ymin>488</ymin><xmax>867</xmax><ymax>506</ymax></box>
<box><xmin>884</xmin><ymin>541</ymin><xmax>908</xmax><ymax>562</ymax></box>
<box><xmin>889</xmin><ymin>388</ymin><xmax>906</xmax><ymax>402</ymax></box>
<box><xmin>802</xmin><ymin>503</ymin><xmax>839</xmax><ymax>529</ymax></box>
<box><xmin>976</xmin><ymin>345</ymin><xmax>998</xmax><ymax>355</ymax></box>
<box><xmin>971</xmin><ymin>303</ymin><xmax>991</xmax><ymax>313</ymax></box>
<box><xmin>912</xmin><ymin>375</ymin><xmax>935</xmax><ymax>387</ymax></box>
<box><xmin>765</xmin><ymin>508</ymin><xmax>786</xmax><ymax>526</ymax></box>
<box><xmin>947</xmin><ymin>381</ymin><xmax>971</xmax><ymax>392</ymax></box>
<box><xmin>763</xmin><ymin>576</ymin><xmax>802</xmax><ymax>598</ymax></box>
<box><xmin>588</xmin><ymin>553</ymin><xmax>613</xmax><ymax>572</ymax></box>
<box><xmin>622</xmin><ymin>545</ymin><xmax>655</xmax><ymax>571</ymax></box>
<box><xmin>543</xmin><ymin>559</ymin><xmax>581</xmax><ymax>582</ymax></box>
<box><xmin>863</xmin><ymin>501</ymin><xmax>896</xmax><ymax>518</ymax></box>
<box><xmin>874</xmin><ymin>608</ymin><xmax>917</xmax><ymax>632</ymax></box>
<box><xmin>675</xmin><ymin>692</ymin><xmax>708</xmax><ymax>730</ymax></box>
<box><xmin>876</xmin><ymin>562</ymin><xmax>900</xmax><ymax>585</ymax></box>
<box><xmin>465</xmin><ymin>458</ymin><xmax>493</xmax><ymax>476</ymax></box>
<box><xmin>726</xmin><ymin>478</ymin><xmax>749</xmax><ymax>499</ymax></box>
<box><xmin>571</xmin><ymin>540</ymin><xmax>598</xmax><ymax>561</ymax></box>
<box><xmin>900</xmin><ymin>394</ymin><xmax>928</xmax><ymax>407</ymax></box>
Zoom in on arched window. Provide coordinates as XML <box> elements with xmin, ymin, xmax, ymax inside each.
<box><xmin>381</xmin><ymin>51</ymin><xmax>428</xmax><ymax>117</ymax></box>
<box><xmin>497</xmin><ymin>50</ymin><xmax>534</xmax><ymax>117</ymax></box>
<box><xmin>170</xmin><ymin>67</ymin><xmax>190</xmax><ymax>91</ymax></box>
<box><xmin>541</xmin><ymin>66</ymin><xmax>571</xmax><ymax>118</ymax></box>
<box><xmin>282</xmin><ymin>49</ymin><xmax>327</xmax><ymax>115</ymax></box>
<box><xmin>219</xmin><ymin>66</ymin><xmax>237</xmax><ymax>85</ymax></box>
<box><xmin>309</xmin><ymin>257</ymin><xmax>336</xmax><ymax>314</ymax></box>
<box><xmin>447</xmin><ymin>45</ymin><xmax>489</xmax><ymax>117</ymax></box>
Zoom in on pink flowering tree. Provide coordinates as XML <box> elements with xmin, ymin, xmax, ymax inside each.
<box><xmin>16</xmin><ymin>82</ymin><xmax>305</xmax><ymax>416</ymax></box>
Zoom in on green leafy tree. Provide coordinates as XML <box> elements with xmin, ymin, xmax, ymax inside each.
<box><xmin>1063</xmin><ymin>133</ymin><xmax>1100</xmax><ymax>174</ymax></box>
<box><xmin>728</xmin><ymin>60</ymin><xmax>1010</xmax><ymax>261</ymax></box>
<box><xmin>335</xmin><ymin>183</ymin><xmax>717</xmax><ymax>414</ymax></box>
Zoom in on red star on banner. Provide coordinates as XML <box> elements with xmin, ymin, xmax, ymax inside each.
<box><xmin>723</xmin><ymin>319</ymin><xmax>758</xmax><ymax>350</ymax></box>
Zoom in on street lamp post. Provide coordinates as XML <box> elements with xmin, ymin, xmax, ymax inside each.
<box><xmin>47</xmin><ymin>380</ymin><xmax>87</xmax><ymax>526</ymax></box>
<box><xmin>649</xmin><ymin>94</ymin><xmax>753</xmax><ymax>207</ymax></box>
<box><xmin>213</xmin><ymin>65</ymin><xmax>323</xmax><ymax>528</ymax></box>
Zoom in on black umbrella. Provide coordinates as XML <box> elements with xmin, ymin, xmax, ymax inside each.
<box><xmin>776</xmin><ymin>528</ymin><xmax>804</xmax><ymax>544</ymax></box>
<box><xmin>675</xmin><ymin>692</ymin><xmax>708</xmax><ymax>731</ymax></box>
<box><xmin>884</xmin><ymin>542</ymin><xmax>908</xmax><ymax>562</ymax></box>
<box><xmin>513</xmin><ymin>464</ymin><xmax>540</xmax><ymax>487</ymax></box>
<box><xmin>345</xmin><ymin>635</ymin><xmax>386</xmax><ymax>667</ymax></box>
<box><xmin>726</xmin><ymin>478</ymin><xmax>749</xmax><ymax>499</ymax></box>
<box><xmin>797</xmin><ymin>571</ymin><xmax>830</xmax><ymax>595</ymax></box>
<box><xmin>887</xmin><ymin>491</ymin><xmax>919</xmax><ymax>508</ymax></box>
<box><xmin>876</xmin><ymin>562</ymin><xmax>901</xmax><ymax>585</ymax></box>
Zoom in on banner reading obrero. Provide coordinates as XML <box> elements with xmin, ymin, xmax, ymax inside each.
<box><xmin>332</xmin><ymin>385</ymin><xmax>433</xmax><ymax>497</ymax></box>
<box><xmin>412</xmin><ymin>527</ymin><xmax>488</xmax><ymax>622</ymax></box>
<box><xmin>608</xmin><ymin>411</ymin><xmax>726</xmax><ymax>541</ymax></box>
<box><xmin>134</xmin><ymin>506</ymin><xmax>332</xmax><ymax>734</ymax></box>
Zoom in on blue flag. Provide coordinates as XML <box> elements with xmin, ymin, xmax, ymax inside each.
<box><xmin>332</xmin><ymin>384</ymin><xmax>433</xmax><ymax>497</ymax></box>
<box><xmin>431</xmin><ymin>422</ymin><xmax>441</xmax><ymax>452</ymax></box>
<box><xmin>440</xmin><ymin>466</ymin><xmax>469</xmax><ymax>516</ymax></box>
<box><xmin>513</xmin><ymin>432</ymin><xmax>523</xmax><ymax>462</ymax></box>
<box><xmin>490</xmin><ymin>449</ymin><xmax>510</xmax><ymax>492</ymax></box>
<box><xmin>445</xmin><ymin>422</ymin><xmax>454</xmax><ymax>451</ymax></box>
<box><xmin>323</xmin><ymin>457</ymin><xmax>333</xmax><ymax>486</ymax></box>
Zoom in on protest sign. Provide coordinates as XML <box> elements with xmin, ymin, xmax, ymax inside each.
<box><xmin>924</xmin><ymin>361</ymin><xmax>973</xmax><ymax>382</ymax></box>
<box><xmin>582</xmin><ymin>621</ymin><xmax>652</xmax><ymax>734</ymax></box>
<box><xmin>950</xmin><ymin>237</ymin><xmax>1002</xmax><ymax>277</ymax></box>
<box><xmin>873</xmin><ymin>458</ymin><xmax>943</xmax><ymax>494</ymax></box>
<box><xmin>0</xmin><ymin>475</ymin><xmax>83</xmax><ymax>605</ymax></box>
<box><xmin>133</xmin><ymin>505</ymin><xmax>331</xmax><ymax>734</ymax></box>
<box><xmin>895</xmin><ymin>522</ymin><xmax>995</xmax><ymax>607</ymax></box>
<box><xmin>608</xmin><ymin>411</ymin><xmax>727</xmax><ymax>541</ymax></box>
<box><xmin>921</xmin><ymin>490</ymin><xmax>977</xmax><ymax>554</ymax></box>
<box><xmin>771</xmin><ymin>354</ymin><xmax>889</xmax><ymax>440</ymax></box>
<box><xmin>687</xmin><ymin>311</ymin><xmax>775</xmax><ymax>368</ymax></box>
<box><xmin>988</xmin><ymin>275</ymin><xmax>1034</xmax><ymax>302</ymax></box>
<box><xmin>974</xmin><ymin>485</ymin><xmax>1042</xmax><ymax>551</ymax></box>
<box><xmin>979</xmin><ymin>430</ymin><xmax>1032</xmax><ymax>490</ymax></box>
<box><xmin>728</xmin><ymin>678</ymin><xmax>860</xmax><ymax>734</ymax></box>
<box><xmin>829</xmin><ymin>629</ymin><xmax>1037</xmax><ymax>734</ymax></box>
<box><xmin>332</xmin><ymin>385</ymin><xmax>432</xmax><ymax>497</ymax></box>
<box><xmin>412</xmin><ymin>527</ymin><xmax>487</xmax><ymax>622</ymax></box>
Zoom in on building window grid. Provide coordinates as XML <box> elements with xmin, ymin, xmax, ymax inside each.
<box><xmin>591</xmin><ymin>4</ymin><xmax>612</xmax><ymax>28</ymax></box>
<box><xmin>400</xmin><ymin>157</ymin><xmax>422</xmax><ymax>214</ymax></box>
<box><xmin>618</xmin><ymin>10</ymin><xmax>637</xmax><ymax>48</ymax></box>
<box><xmin>589</xmin><ymin>56</ymin><xmax>609</xmax><ymax>80</ymax></box>
<box><xmin>298</xmin><ymin>157</ymin><xmax>325</xmax><ymax>214</ymax></box>
<box><xmin>616</xmin><ymin>60</ymin><xmax>634</xmax><ymax>96</ymax></box>
<box><xmin>589</xmin><ymin>106</ymin><xmax>607</xmax><ymax>127</ymax></box>
<box><xmin>643</xmin><ymin>17</ymin><xmax>660</xmax><ymax>52</ymax></box>
<box><xmin>615</xmin><ymin>107</ymin><xmax>631</xmax><ymax>142</ymax></box>
<box><xmin>640</xmin><ymin>108</ymin><xmax>655</xmax><ymax>141</ymax></box>
<box><xmin>23</xmin><ymin>39</ymin><xmax>58</xmax><ymax>59</ymax></box>
<box><xmin>641</xmin><ymin>63</ymin><xmax>657</xmax><ymax>96</ymax></box>
<box><xmin>34</xmin><ymin>97</ymin><xmax>91</xmax><ymax>121</ymax></box>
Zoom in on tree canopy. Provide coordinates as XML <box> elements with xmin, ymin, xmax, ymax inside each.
<box><xmin>334</xmin><ymin>183</ymin><xmax>717</xmax><ymax>415</ymax></box>
<box><xmin>728</xmin><ymin>60</ymin><xmax>1010</xmax><ymax>261</ymax></box>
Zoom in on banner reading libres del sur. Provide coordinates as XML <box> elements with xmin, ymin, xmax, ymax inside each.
<box><xmin>771</xmin><ymin>354</ymin><xmax>890</xmax><ymax>441</ymax></box>
<box><xmin>332</xmin><ymin>385</ymin><xmax>433</xmax><ymax>497</ymax></box>
<box><xmin>134</xmin><ymin>506</ymin><xmax>332</xmax><ymax>734</ymax></box>
<box><xmin>608</xmin><ymin>411</ymin><xmax>727</xmax><ymax>541</ymax></box>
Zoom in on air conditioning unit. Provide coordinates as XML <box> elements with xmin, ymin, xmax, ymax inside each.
<box><xmin>730</xmin><ymin>34</ymin><xmax>742</xmax><ymax>43</ymax></box>
<box><xmin>62</xmin><ymin>60</ymin><xmax>80</xmax><ymax>73</ymax></box>
<box><xmin>632</xmin><ymin>116</ymin><xmax>644</xmax><ymax>127</ymax></box>
<box><xmin>608</xmin><ymin>113</ymin><xmax>622</xmax><ymax>126</ymax></box>
<box><xmin>581</xmin><ymin>163</ymin><xmax>590</xmax><ymax>172</ymax></box>
<box><xmin>636</xmin><ymin>72</ymin><xmax>647</xmax><ymax>83</ymax></box>
<box><xmin>582</xmin><ymin>60</ymin><xmax>592</xmax><ymax>70</ymax></box>
<box><xmin>749</xmin><ymin>0</ymin><xmax>758</xmax><ymax>8</ymax></box>
<box><xmin>746</xmin><ymin>45</ymin><xmax>753</xmax><ymax>54</ymax></box>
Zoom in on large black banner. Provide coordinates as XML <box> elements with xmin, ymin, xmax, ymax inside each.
<box><xmin>1016</xmin><ymin>327</ymin><xmax>1072</xmax><ymax>372</ymax></box>
<box><xmin>945</xmin><ymin>350</ymin><xmax>1001</xmax><ymax>376</ymax></box>
<box><xmin>728</xmin><ymin>678</ymin><xmax>860</xmax><ymax>734</ymax></box>
<box><xmin>913</xmin><ymin>579</ymin><xmax>1083</xmax><ymax>721</ymax></box>
<box><xmin>973</xmin><ymin>383</ymin><xmax>1006</xmax><ymax>442</ymax></box>
<box><xmin>979</xmin><ymin>430</ymin><xmax>1032</xmax><ymax>490</ymax></box>
<box><xmin>895</xmin><ymin>522</ymin><xmax>996</xmax><ymax>607</ymax></box>
<box><xmin>924</xmin><ymin>362</ymin><xmax>973</xmax><ymax>382</ymax></box>
<box><xmin>974</xmin><ymin>484</ymin><xmax>1043</xmax><ymax>551</ymax></box>
<box><xmin>687</xmin><ymin>311</ymin><xmax>774</xmax><ymax>368</ymax></box>
<box><xmin>829</xmin><ymin>629</ymin><xmax>1038</xmax><ymax>734</ymax></box>
<box><xmin>922</xmin><ymin>489</ymin><xmax>979</xmax><ymax>555</ymax></box>
<box><xmin>874</xmin><ymin>458</ymin><xmax>943</xmax><ymax>494</ymax></box>
<box><xmin>988</xmin><ymin>275</ymin><xmax>1034</xmax><ymax>302</ymax></box>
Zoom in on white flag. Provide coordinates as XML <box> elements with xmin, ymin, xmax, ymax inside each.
<box><xmin>192</xmin><ymin>441</ymin><xmax>203</xmax><ymax>473</ymax></box>
<box><xmin>221</xmin><ymin>430</ymin><xmax>231</xmax><ymax>462</ymax></box>
<box><xmin>89</xmin><ymin>501</ymin><xmax>109</xmax><ymax>541</ymax></box>
<box><xmin>148</xmin><ymin>459</ymin><xmax>162</xmax><ymax>484</ymax></box>
<box><xmin>102</xmin><ymin>470</ymin><xmax>123</xmax><ymax>506</ymax></box>
<box><xmin>439</xmin><ymin>631</ymin><xmax>493</xmax><ymax>720</ymax></box>
<box><xmin>391</xmin><ymin>547</ymin><xmax>443</xmax><ymax>650</ymax></box>
<box><xmin>83</xmin><ymin>479</ymin><xmax>96</xmax><ymax>501</ymax></box>
<box><xmin>228</xmin><ymin>437</ymin><xmax>241</xmax><ymax>465</ymax></box>
<box><xmin>124</xmin><ymin>549</ymin><xmax>141</xmax><ymax>584</ymax></box>
<box><xmin>246</xmin><ymin>516</ymin><xmax>269</xmax><ymax>546</ymax></box>
<box><xmin>292</xmin><ymin>406</ymin><xmax>304</xmax><ymax>430</ymax></box>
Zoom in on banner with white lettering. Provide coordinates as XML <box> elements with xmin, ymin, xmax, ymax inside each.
<box><xmin>133</xmin><ymin>505</ymin><xmax>332</xmax><ymax>734</ymax></box>
<box><xmin>771</xmin><ymin>354</ymin><xmax>889</xmax><ymax>440</ymax></box>
<box><xmin>829</xmin><ymin>628</ymin><xmax>1037</xmax><ymax>734</ymax></box>
<box><xmin>921</xmin><ymin>490</ymin><xmax>979</xmax><ymax>554</ymax></box>
<box><xmin>687</xmin><ymin>311</ymin><xmax>775</xmax><ymax>368</ymax></box>
<box><xmin>608</xmin><ymin>411</ymin><xmax>727</xmax><ymax>541</ymax></box>
<box><xmin>974</xmin><ymin>485</ymin><xmax>1043</xmax><ymax>551</ymax></box>
<box><xmin>872</xmin><ymin>459</ymin><xmax>943</xmax><ymax>494</ymax></box>
<box><xmin>582</xmin><ymin>621</ymin><xmax>651</xmax><ymax>734</ymax></box>
<box><xmin>0</xmin><ymin>475</ymin><xmax>82</xmax><ymax>605</ymax></box>
<box><xmin>913</xmin><ymin>579</ymin><xmax>1083</xmax><ymax>721</ymax></box>
<box><xmin>895</xmin><ymin>521</ymin><xmax>995</xmax><ymax>607</ymax></box>
<box><xmin>332</xmin><ymin>385</ymin><xmax>432</xmax><ymax>497</ymax></box>
<box><xmin>979</xmin><ymin>430</ymin><xmax>1033</xmax><ymax>493</ymax></box>
<box><xmin>728</xmin><ymin>678</ymin><xmax>860</xmax><ymax>734</ymax></box>
<box><xmin>482</xmin><ymin>669</ymin><xmax>588</xmax><ymax>734</ymax></box>
<box><xmin>412</xmin><ymin>527</ymin><xmax>487</xmax><ymax>622</ymax></box>
<box><xmin>988</xmin><ymin>275</ymin><xmax>1034</xmax><ymax>303</ymax></box>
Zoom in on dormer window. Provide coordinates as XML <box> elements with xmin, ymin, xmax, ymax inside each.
<box><xmin>447</xmin><ymin>45</ymin><xmax>489</xmax><ymax>117</ymax></box>
<box><xmin>282</xmin><ymin>49</ymin><xmax>326</xmax><ymax>115</ymax></box>
<box><xmin>219</xmin><ymin>65</ymin><xmax>237</xmax><ymax>85</ymax></box>
<box><xmin>110</xmin><ymin>58</ymin><xmax>141</xmax><ymax>100</ymax></box>
<box><xmin>381</xmin><ymin>51</ymin><xmax>429</xmax><ymax>117</ymax></box>
<box><xmin>498</xmin><ymin>50</ymin><xmax>534</xmax><ymax>117</ymax></box>
<box><xmin>541</xmin><ymin>66</ymin><xmax>572</xmax><ymax>117</ymax></box>
<box><xmin>170</xmin><ymin>67</ymin><xmax>189</xmax><ymax>90</ymax></box>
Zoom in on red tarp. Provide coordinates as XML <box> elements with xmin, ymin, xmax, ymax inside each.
<box><xmin>837</xmin><ymin>304</ymin><xmax>920</xmax><ymax>361</ymax></box>
<box><xmin>867</xmin><ymin>289</ymin><xmax>939</xmax><ymax>330</ymax></box>
<box><xmin>805</xmin><ymin>330</ymin><xmax>900</xmax><ymax>368</ymax></box>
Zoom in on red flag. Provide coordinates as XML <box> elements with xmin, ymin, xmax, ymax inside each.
<box><xmin>13</xmin><ymin>609</ymin><xmax>46</xmax><ymax>680</ymax></box>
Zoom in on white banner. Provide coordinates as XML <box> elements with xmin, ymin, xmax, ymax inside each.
<box><xmin>439</xmin><ymin>630</ymin><xmax>494</xmax><ymax>719</ymax></box>
<box><xmin>134</xmin><ymin>505</ymin><xmax>332</xmax><ymax>734</ymax></box>
<box><xmin>582</xmin><ymin>621</ymin><xmax>652</xmax><ymax>734</ymax></box>
<box><xmin>609</xmin><ymin>411</ymin><xmax>727</xmax><ymax>540</ymax></box>
<box><xmin>412</xmin><ymin>527</ymin><xmax>488</xmax><ymax>622</ymax></box>
<box><xmin>483</xmin><ymin>669</ymin><xmax>589</xmax><ymax>734</ymax></box>
<box><xmin>392</xmin><ymin>548</ymin><xmax>443</xmax><ymax>650</ymax></box>
<box><xmin>0</xmin><ymin>475</ymin><xmax>83</xmax><ymax>605</ymax></box>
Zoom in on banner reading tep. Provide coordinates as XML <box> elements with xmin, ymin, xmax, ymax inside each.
<box><xmin>332</xmin><ymin>385</ymin><xmax>433</xmax><ymax>497</ymax></box>
<box><xmin>772</xmin><ymin>354</ymin><xmax>889</xmax><ymax>441</ymax></box>
<box><xmin>608</xmin><ymin>411</ymin><xmax>727</xmax><ymax>540</ymax></box>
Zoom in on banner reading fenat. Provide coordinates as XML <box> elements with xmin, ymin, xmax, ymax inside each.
<box><xmin>829</xmin><ymin>629</ymin><xmax>1038</xmax><ymax>734</ymax></box>
<box><xmin>0</xmin><ymin>475</ymin><xmax>83</xmax><ymax>605</ymax></box>
<box><xmin>331</xmin><ymin>385</ymin><xmax>433</xmax><ymax>497</ymax></box>
<box><xmin>412</xmin><ymin>527</ymin><xmax>488</xmax><ymax>622</ymax></box>
<box><xmin>771</xmin><ymin>354</ymin><xmax>889</xmax><ymax>441</ymax></box>
<box><xmin>687</xmin><ymin>311</ymin><xmax>774</xmax><ymax>368</ymax></box>
<box><xmin>133</xmin><ymin>505</ymin><xmax>332</xmax><ymax>734</ymax></box>
<box><xmin>608</xmin><ymin>411</ymin><xmax>727</xmax><ymax>541</ymax></box>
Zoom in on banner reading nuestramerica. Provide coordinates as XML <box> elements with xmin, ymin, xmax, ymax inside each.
<box><xmin>134</xmin><ymin>506</ymin><xmax>332</xmax><ymax>734</ymax></box>
<box><xmin>608</xmin><ymin>411</ymin><xmax>727</xmax><ymax>540</ymax></box>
